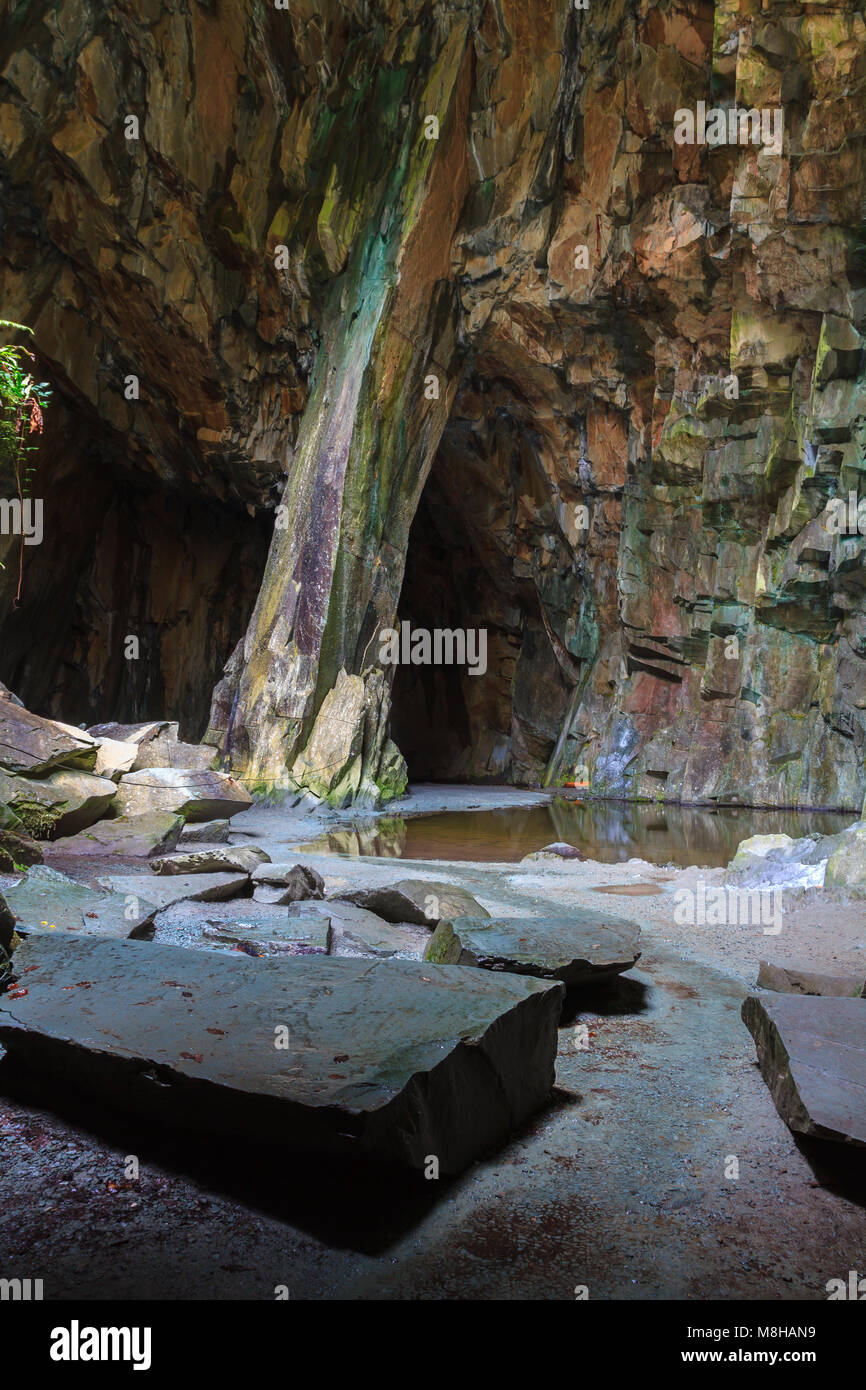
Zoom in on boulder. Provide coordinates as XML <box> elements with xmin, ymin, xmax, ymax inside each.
<box><xmin>94</xmin><ymin>738</ymin><xmax>139</xmax><ymax>781</ymax></box>
<box><xmin>131</xmin><ymin>737</ymin><xmax>219</xmax><ymax>772</ymax></box>
<box><xmin>757</xmin><ymin>961</ymin><xmax>865</xmax><ymax>998</ymax></box>
<box><xmin>178</xmin><ymin>819</ymin><xmax>230</xmax><ymax>845</ymax></box>
<box><xmin>87</xmin><ymin>721</ymin><xmax>177</xmax><ymax>746</ymax></box>
<box><xmin>425</xmin><ymin>912</ymin><xmax>642</xmax><ymax>985</ymax></box>
<box><xmin>334</xmin><ymin>878</ymin><xmax>488</xmax><ymax>927</ymax></box>
<box><xmin>312</xmin><ymin>901</ymin><xmax>428</xmax><ymax>959</ymax></box>
<box><xmin>149</xmin><ymin>846</ymin><xmax>270</xmax><ymax>876</ymax></box>
<box><xmin>114</xmin><ymin>768</ymin><xmax>252</xmax><ymax>821</ymax></box>
<box><xmin>742</xmin><ymin>994</ymin><xmax>866</xmax><ymax>1146</ymax></box>
<box><xmin>3</xmin><ymin>865</ymin><xmax>157</xmax><ymax>939</ymax></box>
<box><xmin>0</xmin><ymin>935</ymin><xmax>565</xmax><ymax>1172</ymax></box>
<box><xmin>250</xmin><ymin>863</ymin><xmax>325</xmax><ymax>905</ymax></box>
<box><xmin>0</xmin><ymin>826</ymin><xmax>43</xmax><ymax>872</ymax></box>
<box><xmin>0</xmin><ymin>703</ymin><xmax>98</xmax><ymax>775</ymax></box>
<box><xmin>0</xmin><ymin>767</ymin><xmax>116</xmax><ymax>839</ymax></box>
<box><xmin>726</xmin><ymin>832</ymin><xmax>830</xmax><ymax>890</ymax></box>
<box><xmin>522</xmin><ymin>843</ymin><xmax>586</xmax><ymax>862</ymax></box>
<box><xmin>96</xmin><ymin>872</ymin><xmax>249</xmax><ymax>909</ymax></box>
<box><xmin>824</xmin><ymin>825</ymin><xmax>866</xmax><ymax>897</ymax></box>
<box><xmin>46</xmin><ymin>812</ymin><xmax>184</xmax><ymax>860</ymax></box>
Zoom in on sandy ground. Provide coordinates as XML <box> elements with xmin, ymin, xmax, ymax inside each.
<box><xmin>0</xmin><ymin>787</ymin><xmax>864</xmax><ymax>1301</ymax></box>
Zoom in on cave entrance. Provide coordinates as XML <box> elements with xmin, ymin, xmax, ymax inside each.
<box><xmin>389</xmin><ymin>420</ymin><xmax>576</xmax><ymax>785</ymax></box>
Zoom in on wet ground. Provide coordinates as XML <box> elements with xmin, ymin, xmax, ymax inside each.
<box><xmin>1</xmin><ymin>786</ymin><xmax>864</xmax><ymax>1300</ymax></box>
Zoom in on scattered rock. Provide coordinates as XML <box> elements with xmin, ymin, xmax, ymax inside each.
<box><xmin>149</xmin><ymin>846</ymin><xmax>270</xmax><ymax>876</ymax></box>
<box><xmin>0</xmin><ymin>935</ymin><xmax>565</xmax><ymax>1172</ymax></box>
<box><xmin>46</xmin><ymin>812</ymin><xmax>185</xmax><ymax>860</ymax></box>
<box><xmin>316</xmin><ymin>902</ymin><xmax>428</xmax><ymax>959</ymax></box>
<box><xmin>742</xmin><ymin>994</ymin><xmax>866</xmax><ymax>1146</ymax></box>
<box><xmin>96</xmin><ymin>872</ymin><xmax>249</xmax><ymax>909</ymax></box>
<box><xmin>114</xmin><ymin>768</ymin><xmax>252</xmax><ymax>821</ymax></box>
<box><xmin>726</xmin><ymin>833</ymin><xmax>829</xmax><ymax>890</ymax></box>
<box><xmin>250</xmin><ymin>863</ymin><xmax>325</xmax><ymax>905</ymax></box>
<box><xmin>88</xmin><ymin>720</ymin><xmax>177</xmax><ymax>746</ymax></box>
<box><xmin>425</xmin><ymin>912</ymin><xmax>641</xmax><ymax>984</ymax></box>
<box><xmin>757</xmin><ymin>961</ymin><xmax>865</xmax><ymax>998</ymax></box>
<box><xmin>334</xmin><ymin>878</ymin><xmax>487</xmax><ymax>927</ymax></box>
<box><xmin>0</xmin><ymin>703</ymin><xmax>98</xmax><ymax>776</ymax></box>
<box><xmin>824</xmin><ymin>824</ymin><xmax>866</xmax><ymax>897</ymax></box>
<box><xmin>178</xmin><ymin>819</ymin><xmax>230</xmax><ymax>845</ymax></box>
<box><xmin>3</xmin><ymin>865</ymin><xmax>157</xmax><ymax>939</ymax></box>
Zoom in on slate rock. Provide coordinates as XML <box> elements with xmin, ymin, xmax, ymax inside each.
<box><xmin>0</xmin><ymin>766</ymin><xmax>116</xmax><ymax>839</ymax></box>
<box><xmin>309</xmin><ymin>901</ymin><xmax>428</xmax><ymax>959</ymax></box>
<box><xmin>757</xmin><ymin>960</ymin><xmax>865</xmax><ymax>998</ymax></box>
<box><xmin>47</xmin><ymin>812</ymin><xmax>185</xmax><ymax>860</ymax></box>
<box><xmin>94</xmin><ymin>737</ymin><xmax>139</xmax><ymax>781</ymax></box>
<box><xmin>0</xmin><ymin>704</ymin><xmax>98</xmax><ymax>775</ymax></box>
<box><xmin>0</xmin><ymin>827</ymin><xmax>43</xmax><ymax>872</ymax></box>
<box><xmin>334</xmin><ymin>878</ymin><xmax>488</xmax><ymax>927</ymax></box>
<box><xmin>3</xmin><ymin>865</ymin><xmax>157</xmax><ymax>940</ymax></box>
<box><xmin>250</xmin><ymin>863</ymin><xmax>325</xmax><ymax>904</ymax></box>
<box><xmin>178</xmin><ymin>819</ymin><xmax>230</xmax><ymax>845</ymax></box>
<box><xmin>824</xmin><ymin>825</ymin><xmax>866</xmax><ymax>897</ymax></box>
<box><xmin>88</xmin><ymin>721</ymin><xmax>177</xmax><ymax>746</ymax></box>
<box><xmin>0</xmin><ymin>935</ymin><xmax>564</xmax><ymax>1172</ymax></box>
<box><xmin>524</xmin><ymin>842</ymin><xmax>586</xmax><ymax>861</ymax></box>
<box><xmin>114</xmin><ymin>768</ymin><xmax>252</xmax><ymax>821</ymax></box>
<box><xmin>131</xmin><ymin>737</ymin><xmax>218</xmax><ymax>772</ymax></box>
<box><xmin>201</xmin><ymin>913</ymin><xmax>331</xmax><ymax>958</ymax></box>
<box><xmin>425</xmin><ymin>912</ymin><xmax>641</xmax><ymax>984</ymax></box>
<box><xmin>96</xmin><ymin>872</ymin><xmax>249</xmax><ymax>909</ymax></box>
<box><xmin>149</xmin><ymin>846</ymin><xmax>270</xmax><ymax>876</ymax></box>
<box><xmin>0</xmin><ymin>892</ymin><xmax>14</xmax><ymax>950</ymax></box>
<box><xmin>742</xmin><ymin>994</ymin><xmax>866</xmax><ymax>1146</ymax></box>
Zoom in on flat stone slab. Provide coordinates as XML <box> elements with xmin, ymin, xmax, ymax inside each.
<box><xmin>149</xmin><ymin>846</ymin><xmax>270</xmax><ymax>876</ymax></box>
<box><xmin>46</xmin><ymin>812</ymin><xmax>185</xmax><ymax>859</ymax></box>
<box><xmin>425</xmin><ymin>912</ymin><xmax>641</xmax><ymax>984</ymax></box>
<box><xmin>290</xmin><ymin>901</ymin><xmax>428</xmax><ymax>959</ymax></box>
<box><xmin>201</xmin><ymin>913</ymin><xmax>331</xmax><ymax>958</ymax></box>
<box><xmin>757</xmin><ymin>961</ymin><xmax>865</xmax><ymax>998</ymax></box>
<box><xmin>334</xmin><ymin>878</ymin><xmax>488</xmax><ymax>927</ymax></box>
<box><xmin>250</xmin><ymin>863</ymin><xmax>325</xmax><ymax>904</ymax></box>
<box><xmin>742</xmin><ymin>994</ymin><xmax>866</xmax><ymax>1146</ymax></box>
<box><xmin>3</xmin><ymin>865</ymin><xmax>157</xmax><ymax>940</ymax></box>
<box><xmin>0</xmin><ymin>935</ymin><xmax>565</xmax><ymax>1172</ymax></box>
<box><xmin>0</xmin><ymin>704</ymin><xmax>98</xmax><ymax>775</ymax></box>
<box><xmin>96</xmin><ymin>872</ymin><xmax>249</xmax><ymax>909</ymax></box>
<box><xmin>114</xmin><ymin>768</ymin><xmax>252</xmax><ymax>821</ymax></box>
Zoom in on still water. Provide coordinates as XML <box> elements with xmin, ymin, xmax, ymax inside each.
<box><xmin>299</xmin><ymin>798</ymin><xmax>856</xmax><ymax>868</ymax></box>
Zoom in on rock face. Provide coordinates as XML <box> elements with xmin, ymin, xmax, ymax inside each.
<box><xmin>425</xmin><ymin>913</ymin><xmax>642</xmax><ymax>984</ymax></box>
<box><xmin>1</xmin><ymin>2</ymin><xmax>865</xmax><ymax>807</ymax></box>
<box><xmin>0</xmin><ymin>935</ymin><xmax>566</xmax><ymax>1172</ymax></box>
<box><xmin>742</xmin><ymin>994</ymin><xmax>866</xmax><ymax>1146</ymax></box>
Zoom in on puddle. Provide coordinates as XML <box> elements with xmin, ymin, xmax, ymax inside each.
<box><xmin>300</xmin><ymin>798</ymin><xmax>856</xmax><ymax>868</ymax></box>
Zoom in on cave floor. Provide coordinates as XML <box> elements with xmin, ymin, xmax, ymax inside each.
<box><xmin>1</xmin><ymin>790</ymin><xmax>864</xmax><ymax>1301</ymax></box>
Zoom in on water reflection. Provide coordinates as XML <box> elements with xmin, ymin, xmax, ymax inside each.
<box><xmin>299</xmin><ymin>799</ymin><xmax>856</xmax><ymax>868</ymax></box>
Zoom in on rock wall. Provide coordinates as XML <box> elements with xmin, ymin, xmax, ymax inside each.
<box><xmin>2</xmin><ymin>0</ymin><xmax>865</xmax><ymax>806</ymax></box>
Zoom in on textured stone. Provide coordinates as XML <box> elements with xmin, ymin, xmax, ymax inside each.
<box><xmin>0</xmin><ymin>935</ymin><xmax>566</xmax><ymax>1172</ymax></box>
<box><xmin>3</xmin><ymin>865</ymin><xmax>157</xmax><ymax>939</ymax></box>
<box><xmin>334</xmin><ymin>878</ymin><xmax>488</xmax><ymax>927</ymax></box>
<box><xmin>824</xmin><ymin>827</ymin><xmax>866</xmax><ymax>897</ymax></box>
<box><xmin>149</xmin><ymin>846</ymin><xmax>270</xmax><ymax>876</ymax></box>
<box><xmin>742</xmin><ymin>994</ymin><xmax>866</xmax><ymax>1146</ymax></box>
<box><xmin>0</xmin><ymin>891</ymin><xmax>15</xmax><ymax>950</ymax></box>
<box><xmin>757</xmin><ymin>961</ymin><xmax>865</xmax><ymax>999</ymax></box>
<box><xmin>96</xmin><ymin>872</ymin><xmax>249</xmax><ymax>908</ymax></box>
<box><xmin>0</xmin><ymin>827</ymin><xmax>43</xmax><ymax>872</ymax></box>
<box><xmin>425</xmin><ymin>913</ymin><xmax>641</xmax><ymax>985</ymax></box>
<box><xmin>47</xmin><ymin>812</ymin><xmax>184</xmax><ymax>859</ymax></box>
<box><xmin>94</xmin><ymin>738</ymin><xmax>138</xmax><ymax>781</ymax></box>
<box><xmin>250</xmin><ymin>863</ymin><xmax>325</xmax><ymax>904</ymax></box>
<box><xmin>202</xmin><ymin>913</ymin><xmax>331</xmax><ymax>958</ymax></box>
<box><xmin>0</xmin><ymin>767</ymin><xmax>116</xmax><ymax>839</ymax></box>
<box><xmin>178</xmin><ymin>819</ymin><xmax>230</xmax><ymax>845</ymax></box>
<box><xmin>114</xmin><ymin>768</ymin><xmax>252</xmax><ymax>821</ymax></box>
<box><xmin>0</xmin><ymin>704</ymin><xmax>97</xmax><ymax>776</ymax></box>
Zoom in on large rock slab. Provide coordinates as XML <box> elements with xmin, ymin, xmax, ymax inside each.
<box><xmin>22</xmin><ymin>768</ymin><xmax>116</xmax><ymax>837</ymax></box>
<box><xmin>0</xmin><ymin>705</ymin><xmax>98</xmax><ymax>775</ymax></box>
<box><xmin>3</xmin><ymin>865</ymin><xmax>157</xmax><ymax>940</ymax></box>
<box><xmin>824</xmin><ymin>825</ymin><xmax>866</xmax><ymax>897</ymax></box>
<box><xmin>178</xmin><ymin>819</ymin><xmax>230</xmax><ymax>845</ymax></box>
<box><xmin>96</xmin><ymin>872</ymin><xmax>249</xmax><ymax>909</ymax></box>
<box><xmin>131</xmin><ymin>736</ymin><xmax>218</xmax><ymax>772</ymax></box>
<box><xmin>425</xmin><ymin>912</ymin><xmax>641</xmax><ymax>984</ymax></box>
<box><xmin>94</xmin><ymin>738</ymin><xmax>139</xmax><ymax>781</ymax></box>
<box><xmin>742</xmin><ymin>995</ymin><xmax>866</xmax><ymax>1146</ymax></box>
<box><xmin>114</xmin><ymin>768</ymin><xmax>252</xmax><ymax>821</ymax></box>
<box><xmin>201</xmin><ymin>913</ymin><xmax>331</xmax><ymax>958</ymax></box>
<box><xmin>334</xmin><ymin>878</ymin><xmax>488</xmax><ymax>927</ymax></box>
<box><xmin>149</xmin><ymin>846</ymin><xmax>269</xmax><ymax>876</ymax></box>
<box><xmin>757</xmin><ymin>960</ymin><xmax>865</xmax><ymax>999</ymax></box>
<box><xmin>88</xmin><ymin>720</ymin><xmax>177</xmax><ymax>746</ymax></box>
<box><xmin>0</xmin><ymin>936</ymin><xmax>565</xmax><ymax>1172</ymax></box>
<box><xmin>46</xmin><ymin>812</ymin><xmax>185</xmax><ymax>860</ymax></box>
